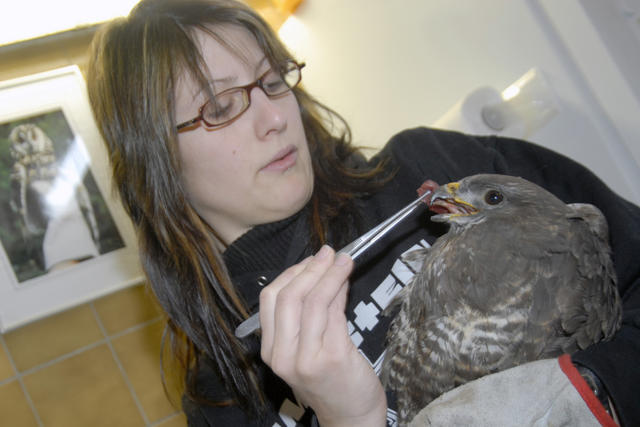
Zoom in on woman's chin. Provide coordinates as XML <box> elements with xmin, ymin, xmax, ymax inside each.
<box><xmin>264</xmin><ymin>186</ymin><xmax>313</xmax><ymax>221</ymax></box>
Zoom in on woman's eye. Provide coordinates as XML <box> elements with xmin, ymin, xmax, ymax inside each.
<box><xmin>264</xmin><ymin>77</ymin><xmax>286</xmax><ymax>93</ymax></box>
<box><xmin>207</xmin><ymin>97</ymin><xmax>235</xmax><ymax>120</ymax></box>
<box><xmin>260</xmin><ymin>69</ymin><xmax>287</xmax><ymax>93</ymax></box>
<box><xmin>485</xmin><ymin>190</ymin><xmax>504</xmax><ymax>205</ymax></box>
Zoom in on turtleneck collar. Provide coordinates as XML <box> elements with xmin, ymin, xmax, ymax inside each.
<box><xmin>223</xmin><ymin>205</ymin><xmax>311</xmax><ymax>283</ymax></box>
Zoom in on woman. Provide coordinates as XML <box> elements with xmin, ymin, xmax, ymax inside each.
<box><xmin>87</xmin><ymin>0</ymin><xmax>640</xmax><ymax>425</ymax></box>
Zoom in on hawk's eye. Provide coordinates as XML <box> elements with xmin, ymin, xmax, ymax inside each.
<box><xmin>485</xmin><ymin>190</ymin><xmax>503</xmax><ymax>205</ymax></box>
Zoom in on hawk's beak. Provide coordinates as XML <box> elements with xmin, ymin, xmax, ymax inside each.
<box><xmin>429</xmin><ymin>181</ymin><xmax>478</xmax><ymax>219</ymax></box>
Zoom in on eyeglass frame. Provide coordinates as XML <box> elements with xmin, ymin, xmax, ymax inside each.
<box><xmin>176</xmin><ymin>60</ymin><xmax>306</xmax><ymax>131</ymax></box>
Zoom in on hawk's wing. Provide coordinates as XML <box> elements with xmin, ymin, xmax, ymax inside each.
<box><xmin>558</xmin><ymin>203</ymin><xmax>621</xmax><ymax>348</ymax></box>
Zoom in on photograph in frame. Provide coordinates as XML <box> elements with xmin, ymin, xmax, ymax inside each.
<box><xmin>0</xmin><ymin>109</ymin><xmax>126</xmax><ymax>283</ymax></box>
<box><xmin>0</xmin><ymin>66</ymin><xmax>142</xmax><ymax>332</ymax></box>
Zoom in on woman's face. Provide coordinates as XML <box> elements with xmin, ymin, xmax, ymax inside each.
<box><xmin>175</xmin><ymin>26</ymin><xmax>313</xmax><ymax>245</ymax></box>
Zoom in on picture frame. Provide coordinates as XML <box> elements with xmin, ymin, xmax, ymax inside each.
<box><xmin>0</xmin><ymin>65</ymin><xmax>143</xmax><ymax>332</ymax></box>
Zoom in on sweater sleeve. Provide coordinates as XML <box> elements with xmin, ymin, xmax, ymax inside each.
<box><xmin>377</xmin><ymin>127</ymin><xmax>640</xmax><ymax>426</ymax></box>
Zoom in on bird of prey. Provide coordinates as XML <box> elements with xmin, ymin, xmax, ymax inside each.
<box><xmin>381</xmin><ymin>173</ymin><xmax>622</xmax><ymax>425</ymax></box>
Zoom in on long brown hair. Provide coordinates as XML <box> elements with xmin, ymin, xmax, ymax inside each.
<box><xmin>87</xmin><ymin>0</ymin><xmax>390</xmax><ymax>417</ymax></box>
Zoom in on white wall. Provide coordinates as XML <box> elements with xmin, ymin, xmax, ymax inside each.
<box><xmin>281</xmin><ymin>0</ymin><xmax>640</xmax><ymax>205</ymax></box>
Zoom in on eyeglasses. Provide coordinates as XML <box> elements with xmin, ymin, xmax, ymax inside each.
<box><xmin>176</xmin><ymin>60</ymin><xmax>305</xmax><ymax>131</ymax></box>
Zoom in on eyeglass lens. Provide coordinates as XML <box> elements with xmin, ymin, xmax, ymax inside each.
<box><xmin>201</xmin><ymin>62</ymin><xmax>301</xmax><ymax>127</ymax></box>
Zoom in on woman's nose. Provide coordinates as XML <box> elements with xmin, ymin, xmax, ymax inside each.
<box><xmin>250</xmin><ymin>87</ymin><xmax>287</xmax><ymax>138</ymax></box>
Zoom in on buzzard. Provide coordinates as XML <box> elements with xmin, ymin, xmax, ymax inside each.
<box><xmin>381</xmin><ymin>174</ymin><xmax>621</xmax><ymax>425</ymax></box>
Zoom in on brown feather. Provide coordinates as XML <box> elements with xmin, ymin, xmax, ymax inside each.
<box><xmin>381</xmin><ymin>174</ymin><xmax>621</xmax><ymax>425</ymax></box>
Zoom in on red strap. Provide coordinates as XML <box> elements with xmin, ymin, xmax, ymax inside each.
<box><xmin>558</xmin><ymin>354</ymin><xmax>617</xmax><ymax>427</ymax></box>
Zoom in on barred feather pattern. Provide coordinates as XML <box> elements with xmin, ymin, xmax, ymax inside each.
<box><xmin>381</xmin><ymin>174</ymin><xmax>622</xmax><ymax>426</ymax></box>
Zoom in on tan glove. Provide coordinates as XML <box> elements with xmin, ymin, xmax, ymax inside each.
<box><xmin>409</xmin><ymin>355</ymin><xmax>617</xmax><ymax>426</ymax></box>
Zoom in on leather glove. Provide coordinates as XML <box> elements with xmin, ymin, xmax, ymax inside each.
<box><xmin>409</xmin><ymin>355</ymin><xmax>617</xmax><ymax>426</ymax></box>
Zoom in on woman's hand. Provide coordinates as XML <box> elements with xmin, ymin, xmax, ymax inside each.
<box><xmin>259</xmin><ymin>245</ymin><xmax>387</xmax><ymax>427</ymax></box>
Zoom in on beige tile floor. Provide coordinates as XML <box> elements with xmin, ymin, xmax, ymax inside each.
<box><xmin>0</xmin><ymin>283</ymin><xmax>187</xmax><ymax>427</ymax></box>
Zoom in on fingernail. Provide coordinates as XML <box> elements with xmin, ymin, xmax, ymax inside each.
<box><xmin>316</xmin><ymin>245</ymin><xmax>332</xmax><ymax>259</ymax></box>
<box><xmin>335</xmin><ymin>252</ymin><xmax>351</xmax><ymax>266</ymax></box>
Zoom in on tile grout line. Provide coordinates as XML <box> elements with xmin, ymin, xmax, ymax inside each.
<box><xmin>148</xmin><ymin>410</ymin><xmax>184</xmax><ymax>427</ymax></box>
<box><xmin>0</xmin><ymin>334</ymin><xmax>44</xmax><ymax>427</ymax></box>
<box><xmin>1</xmin><ymin>307</ymin><xmax>164</xmax><ymax>425</ymax></box>
<box><xmin>108</xmin><ymin>315</ymin><xmax>165</xmax><ymax>340</ymax></box>
<box><xmin>20</xmin><ymin>340</ymin><xmax>105</xmax><ymax>376</ymax></box>
<box><xmin>2</xmin><ymin>316</ymin><xmax>163</xmax><ymax>379</ymax></box>
<box><xmin>89</xmin><ymin>302</ymin><xmax>152</xmax><ymax>426</ymax></box>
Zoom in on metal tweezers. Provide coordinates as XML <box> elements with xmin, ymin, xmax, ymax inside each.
<box><xmin>234</xmin><ymin>190</ymin><xmax>432</xmax><ymax>338</ymax></box>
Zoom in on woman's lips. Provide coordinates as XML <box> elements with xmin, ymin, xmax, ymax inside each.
<box><xmin>262</xmin><ymin>145</ymin><xmax>297</xmax><ymax>172</ymax></box>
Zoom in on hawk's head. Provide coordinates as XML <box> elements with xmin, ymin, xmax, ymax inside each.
<box><xmin>428</xmin><ymin>174</ymin><xmax>567</xmax><ymax>228</ymax></box>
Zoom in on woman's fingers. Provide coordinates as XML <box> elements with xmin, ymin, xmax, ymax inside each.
<box><xmin>297</xmin><ymin>253</ymin><xmax>352</xmax><ymax>361</ymax></box>
<box><xmin>259</xmin><ymin>246</ymin><xmax>336</xmax><ymax>362</ymax></box>
<box><xmin>257</xmin><ymin>247</ymin><xmax>386</xmax><ymax>425</ymax></box>
<box><xmin>268</xmin><ymin>246</ymin><xmax>343</xmax><ymax>372</ymax></box>
<box><xmin>259</xmin><ymin>255</ymin><xmax>313</xmax><ymax>361</ymax></box>
<box><xmin>259</xmin><ymin>246</ymin><xmax>354</xmax><ymax>378</ymax></box>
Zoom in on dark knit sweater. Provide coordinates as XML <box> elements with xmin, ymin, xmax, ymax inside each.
<box><xmin>185</xmin><ymin>127</ymin><xmax>640</xmax><ymax>427</ymax></box>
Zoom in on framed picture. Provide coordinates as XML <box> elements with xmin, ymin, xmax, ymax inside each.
<box><xmin>0</xmin><ymin>65</ymin><xmax>143</xmax><ymax>332</ymax></box>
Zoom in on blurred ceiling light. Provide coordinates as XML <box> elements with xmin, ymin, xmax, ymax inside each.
<box><xmin>252</xmin><ymin>0</ymin><xmax>303</xmax><ymax>30</ymax></box>
<box><xmin>0</xmin><ymin>0</ymin><xmax>141</xmax><ymax>46</ymax></box>
<box><xmin>278</xmin><ymin>15</ymin><xmax>308</xmax><ymax>59</ymax></box>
